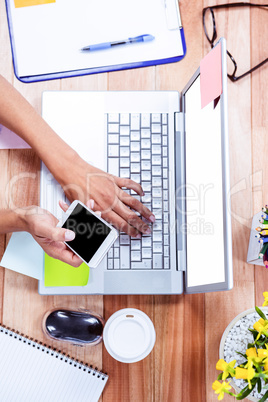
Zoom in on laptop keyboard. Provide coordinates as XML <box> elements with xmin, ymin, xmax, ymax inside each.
<box><xmin>106</xmin><ymin>112</ymin><xmax>170</xmax><ymax>270</ymax></box>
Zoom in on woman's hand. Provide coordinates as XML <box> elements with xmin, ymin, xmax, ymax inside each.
<box><xmin>23</xmin><ymin>199</ymin><xmax>96</xmax><ymax>267</ymax></box>
<box><xmin>56</xmin><ymin>156</ymin><xmax>155</xmax><ymax>238</ymax></box>
<box><xmin>0</xmin><ymin>76</ymin><xmax>155</xmax><ymax>237</ymax></box>
<box><xmin>0</xmin><ymin>76</ymin><xmax>154</xmax><ymax>237</ymax></box>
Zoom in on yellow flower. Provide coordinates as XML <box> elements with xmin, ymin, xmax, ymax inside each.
<box><xmin>235</xmin><ymin>366</ymin><xmax>255</xmax><ymax>389</ymax></box>
<box><xmin>263</xmin><ymin>292</ymin><xmax>268</xmax><ymax>307</ymax></box>
<box><xmin>257</xmin><ymin>348</ymin><xmax>268</xmax><ymax>359</ymax></box>
<box><xmin>254</xmin><ymin>318</ymin><xmax>265</xmax><ymax>330</ymax></box>
<box><xmin>216</xmin><ymin>359</ymin><xmax>236</xmax><ymax>380</ymax></box>
<box><xmin>253</xmin><ymin>318</ymin><xmax>268</xmax><ymax>340</ymax></box>
<box><xmin>245</xmin><ymin>354</ymin><xmax>262</xmax><ymax>366</ymax></box>
<box><xmin>212</xmin><ymin>380</ymin><xmax>232</xmax><ymax>401</ymax></box>
<box><xmin>259</xmin><ymin>346</ymin><xmax>268</xmax><ymax>371</ymax></box>
<box><xmin>246</xmin><ymin>348</ymin><xmax>257</xmax><ymax>358</ymax></box>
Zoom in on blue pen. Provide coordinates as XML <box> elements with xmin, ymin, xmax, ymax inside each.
<box><xmin>81</xmin><ymin>34</ymin><xmax>155</xmax><ymax>51</ymax></box>
<box><xmin>259</xmin><ymin>237</ymin><xmax>268</xmax><ymax>244</ymax></box>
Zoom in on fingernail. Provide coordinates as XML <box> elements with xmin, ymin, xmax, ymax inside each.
<box><xmin>65</xmin><ymin>230</ymin><xmax>75</xmax><ymax>241</ymax></box>
<box><xmin>149</xmin><ymin>214</ymin><xmax>155</xmax><ymax>223</ymax></box>
<box><xmin>89</xmin><ymin>199</ymin><xmax>94</xmax><ymax>209</ymax></box>
<box><xmin>145</xmin><ymin>228</ymin><xmax>151</xmax><ymax>234</ymax></box>
<box><xmin>135</xmin><ymin>233</ymin><xmax>142</xmax><ymax>239</ymax></box>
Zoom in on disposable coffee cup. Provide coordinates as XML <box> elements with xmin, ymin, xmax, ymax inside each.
<box><xmin>103</xmin><ymin>308</ymin><xmax>156</xmax><ymax>363</ymax></box>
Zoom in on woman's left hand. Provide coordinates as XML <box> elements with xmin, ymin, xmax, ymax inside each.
<box><xmin>23</xmin><ymin>199</ymin><xmax>96</xmax><ymax>267</ymax></box>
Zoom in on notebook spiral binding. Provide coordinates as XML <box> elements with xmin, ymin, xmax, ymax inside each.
<box><xmin>0</xmin><ymin>323</ymin><xmax>108</xmax><ymax>381</ymax></box>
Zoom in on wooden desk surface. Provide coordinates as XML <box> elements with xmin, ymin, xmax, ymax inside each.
<box><xmin>0</xmin><ymin>1</ymin><xmax>267</xmax><ymax>401</ymax></box>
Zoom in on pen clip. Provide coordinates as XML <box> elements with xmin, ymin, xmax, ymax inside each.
<box><xmin>129</xmin><ymin>34</ymin><xmax>155</xmax><ymax>43</ymax></box>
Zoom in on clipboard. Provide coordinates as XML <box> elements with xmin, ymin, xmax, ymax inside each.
<box><xmin>5</xmin><ymin>0</ymin><xmax>187</xmax><ymax>83</ymax></box>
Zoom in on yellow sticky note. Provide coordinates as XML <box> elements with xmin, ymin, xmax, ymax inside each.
<box><xmin>14</xmin><ymin>0</ymin><xmax>55</xmax><ymax>8</ymax></box>
<box><xmin>44</xmin><ymin>254</ymin><xmax>90</xmax><ymax>287</ymax></box>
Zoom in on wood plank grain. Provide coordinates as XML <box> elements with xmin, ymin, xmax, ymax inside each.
<box><xmin>104</xmin><ymin>36</ymin><xmax>157</xmax><ymax>402</ymax></box>
<box><xmin>182</xmin><ymin>294</ymin><xmax>206</xmax><ymax>401</ymax></box>
<box><xmin>203</xmin><ymin>2</ymin><xmax>254</xmax><ymax>401</ymax></box>
<box><xmin>3</xmin><ymin>148</ymin><xmax>43</xmax><ymax>331</ymax></box>
<box><xmin>103</xmin><ymin>295</ymin><xmax>154</xmax><ymax>402</ymax></box>
<box><xmin>153</xmin><ymin>295</ymin><xmax>184</xmax><ymax>402</ymax></box>
<box><xmin>251</xmin><ymin>5</ymin><xmax>268</xmax><ymax>308</ymax></box>
<box><xmin>156</xmin><ymin>2</ymin><xmax>206</xmax><ymax>399</ymax></box>
<box><xmin>0</xmin><ymin>150</ymin><xmax>9</xmax><ymax>323</ymax></box>
<box><xmin>60</xmin><ymin>74</ymin><xmax>108</xmax><ymax>91</ymax></box>
<box><xmin>108</xmin><ymin>67</ymin><xmax>156</xmax><ymax>91</ymax></box>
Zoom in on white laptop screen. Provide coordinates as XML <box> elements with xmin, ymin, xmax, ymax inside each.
<box><xmin>184</xmin><ymin>75</ymin><xmax>225</xmax><ymax>288</ymax></box>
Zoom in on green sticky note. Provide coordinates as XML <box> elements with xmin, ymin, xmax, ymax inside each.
<box><xmin>44</xmin><ymin>254</ymin><xmax>89</xmax><ymax>287</ymax></box>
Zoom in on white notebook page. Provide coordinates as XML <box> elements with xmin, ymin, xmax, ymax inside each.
<box><xmin>8</xmin><ymin>0</ymin><xmax>184</xmax><ymax>77</ymax></box>
<box><xmin>0</xmin><ymin>325</ymin><xmax>108</xmax><ymax>401</ymax></box>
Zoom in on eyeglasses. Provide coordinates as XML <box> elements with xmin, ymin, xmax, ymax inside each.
<box><xmin>202</xmin><ymin>2</ymin><xmax>268</xmax><ymax>82</ymax></box>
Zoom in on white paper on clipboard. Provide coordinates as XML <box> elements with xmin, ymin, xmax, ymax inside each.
<box><xmin>8</xmin><ymin>0</ymin><xmax>184</xmax><ymax>78</ymax></box>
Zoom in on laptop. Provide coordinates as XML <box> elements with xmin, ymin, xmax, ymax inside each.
<box><xmin>39</xmin><ymin>38</ymin><xmax>233</xmax><ymax>295</ymax></box>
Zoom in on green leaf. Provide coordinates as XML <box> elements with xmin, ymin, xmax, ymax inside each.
<box><xmin>248</xmin><ymin>328</ymin><xmax>258</xmax><ymax>334</ymax></box>
<box><xmin>257</xmin><ymin>339</ymin><xmax>268</xmax><ymax>346</ymax></box>
<box><xmin>235</xmin><ymin>382</ymin><xmax>257</xmax><ymax>400</ymax></box>
<box><xmin>259</xmin><ymin>390</ymin><xmax>268</xmax><ymax>402</ymax></box>
<box><xmin>235</xmin><ymin>384</ymin><xmax>249</xmax><ymax>399</ymax></box>
<box><xmin>236</xmin><ymin>352</ymin><xmax>247</xmax><ymax>359</ymax></box>
<box><xmin>255</xmin><ymin>363</ymin><xmax>263</xmax><ymax>374</ymax></box>
<box><xmin>236</xmin><ymin>385</ymin><xmax>255</xmax><ymax>400</ymax></box>
<box><xmin>248</xmin><ymin>329</ymin><xmax>259</xmax><ymax>341</ymax></box>
<box><xmin>217</xmin><ymin>373</ymin><xmax>223</xmax><ymax>380</ymax></box>
<box><xmin>256</xmin><ymin>306</ymin><xmax>267</xmax><ymax>321</ymax></box>
<box><xmin>258</xmin><ymin>377</ymin><xmax>262</xmax><ymax>393</ymax></box>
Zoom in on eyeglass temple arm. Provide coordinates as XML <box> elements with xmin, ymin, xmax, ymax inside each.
<box><xmin>203</xmin><ymin>3</ymin><xmax>268</xmax><ymax>12</ymax></box>
<box><xmin>230</xmin><ymin>57</ymin><xmax>268</xmax><ymax>81</ymax></box>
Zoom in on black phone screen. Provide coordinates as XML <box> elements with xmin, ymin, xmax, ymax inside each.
<box><xmin>62</xmin><ymin>203</ymin><xmax>111</xmax><ymax>263</ymax></box>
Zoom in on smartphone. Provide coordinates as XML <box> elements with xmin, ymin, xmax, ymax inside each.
<box><xmin>60</xmin><ymin>200</ymin><xmax>118</xmax><ymax>268</ymax></box>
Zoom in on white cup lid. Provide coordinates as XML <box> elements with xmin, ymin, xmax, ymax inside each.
<box><xmin>103</xmin><ymin>308</ymin><xmax>156</xmax><ymax>363</ymax></box>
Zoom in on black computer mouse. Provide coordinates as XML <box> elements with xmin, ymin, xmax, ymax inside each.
<box><xmin>43</xmin><ymin>309</ymin><xmax>104</xmax><ymax>345</ymax></box>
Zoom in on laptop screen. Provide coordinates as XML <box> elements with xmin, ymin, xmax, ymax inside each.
<box><xmin>183</xmin><ymin>74</ymin><xmax>227</xmax><ymax>289</ymax></box>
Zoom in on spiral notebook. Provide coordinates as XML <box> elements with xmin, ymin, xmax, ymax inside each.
<box><xmin>0</xmin><ymin>324</ymin><xmax>108</xmax><ymax>401</ymax></box>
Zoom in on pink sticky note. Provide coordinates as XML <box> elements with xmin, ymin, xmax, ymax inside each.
<box><xmin>0</xmin><ymin>125</ymin><xmax>30</xmax><ymax>149</ymax></box>
<box><xmin>200</xmin><ymin>42</ymin><xmax>222</xmax><ymax>109</ymax></box>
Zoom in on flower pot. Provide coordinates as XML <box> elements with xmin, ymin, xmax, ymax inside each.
<box><xmin>219</xmin><ymin>307</ymin><xmax>268</xmax><ymax>402</ymax></box>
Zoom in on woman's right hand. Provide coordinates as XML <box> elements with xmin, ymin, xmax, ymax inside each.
<box><xmin>56</xmin><ymin>157</ymin><xmax>155</xmax><ymax>238</ymax></box>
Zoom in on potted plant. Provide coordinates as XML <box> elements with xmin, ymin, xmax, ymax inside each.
<box><xmin>213</xmin><ymin>292</ymin><xmax>268</xmax><ymax>401</ymax></box>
